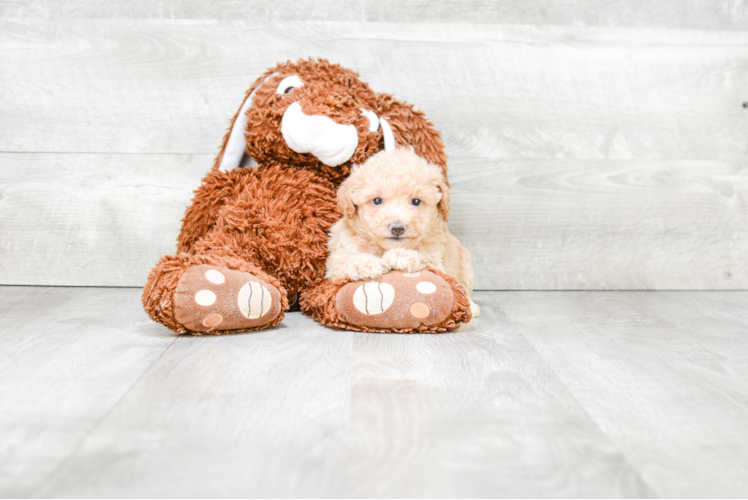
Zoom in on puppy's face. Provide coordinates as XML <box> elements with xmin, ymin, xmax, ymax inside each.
<box><xmin>338</xmin><ymin>148</ymin><xmax>450</xmax><ymax>250</ymax></box>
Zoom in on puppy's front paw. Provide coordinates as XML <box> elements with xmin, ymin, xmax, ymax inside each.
<box><xmin>342</xmin><ymin>255</ymin><xmax>389</xmax><ymax>281</ymax></box>
<box><xmin>383</xmin><ymin>248</ymin><xmax>424</xmax><ymax>273</ymax></box>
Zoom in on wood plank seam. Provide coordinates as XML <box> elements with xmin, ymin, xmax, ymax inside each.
<box><xmin>28</xmin><ymin>334</ymin><xmax>180</xmax><ymax>496</ymax></box>
<box><xmin>499</xmin><ymin>317</ymin><xmax>661</xmax><ymax>496</ymax></box>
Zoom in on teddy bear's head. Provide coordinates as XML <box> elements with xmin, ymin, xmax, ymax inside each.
<box><xmin>214</xmin><ymin>58</ymin><xmax>448</xmax><ymax>184</ymax></box>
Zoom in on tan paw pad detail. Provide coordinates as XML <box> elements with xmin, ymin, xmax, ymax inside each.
<box><xmin>237</xmin><ymin>282</ymin><xmax>273</xmax><ymax>319</ymax></box>
<box><xmin>174</xmin><ymin>264</ymin><xmax>282</xmax><ymax>333</ymax></box>
<box><xmin>410</xmin><ymin>302</ymin><xmax>430</xmax><ymax>318</ymax></box>
<box><xmin>336</xmin><ymin>270</ymin><xmax>454</xmax><ymax>330</ymax></box>
<box><xmin>202</xmin><ymin>313</ymin><xmax>223</xmax><ymax>328</ymax></box>
<box><xmin>353</xmin><ymin>281</ymin><xmax>395</xmax><ymax>315</ymax></box>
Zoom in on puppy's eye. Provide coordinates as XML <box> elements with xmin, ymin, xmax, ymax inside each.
<box><xmin>373</xmin><ymin>198</ymin><xmax>383</xmax><ymax>206</ymax></box>
<box><xmin>411</xmin><ymin>198</ymin><xmax>422</xmax><ymax>206</ymax></box>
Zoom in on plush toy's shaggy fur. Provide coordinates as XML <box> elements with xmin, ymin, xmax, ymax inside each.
<box><xmin>142</xmin><ymin>58</ymin><xmax>472</xmax><ymax>334</ymax></box>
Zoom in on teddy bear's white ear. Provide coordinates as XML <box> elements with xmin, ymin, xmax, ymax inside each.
<box><xmin>218</xmin><ymin>73</ymin><xmax>277</xmax><ymax>172</ymax></box>
<box><xmin>379</xmin><ymin>117</ymin><xmax>396</xmax><ymax>152</ymax></box>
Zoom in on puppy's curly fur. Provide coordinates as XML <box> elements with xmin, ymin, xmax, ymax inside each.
<box><xmin>326</xmin><ymin>148</ymin><xmax>479</xmax><ymax>317</ymax></box>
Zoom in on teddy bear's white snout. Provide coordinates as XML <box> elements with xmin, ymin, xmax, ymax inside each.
<box><xmin>281</xmin><ymin>102</ymin><xmax>359</xmax><ymax>167</ymax></box>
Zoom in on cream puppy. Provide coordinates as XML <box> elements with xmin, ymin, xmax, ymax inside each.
<box><xmin>326</xmin><ymin>147</ymin><xmax>479</xmax><ymax>317</ymax></box>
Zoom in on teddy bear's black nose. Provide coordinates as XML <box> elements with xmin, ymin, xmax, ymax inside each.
<box><xmin>389</xmin><ymin>221</ymin><xmax>406</xmax><ymax>236</ymax></box>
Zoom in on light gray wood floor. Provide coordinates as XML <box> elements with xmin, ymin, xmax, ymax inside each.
<box><xmin>2</xmin><ymin>286</ymin><xmax>747</xmax><ymax>498</ymax></box>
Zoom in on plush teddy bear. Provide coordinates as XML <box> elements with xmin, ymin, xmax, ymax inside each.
<box><xmin>142</xmin><ymin>59</ymin><xmax>472</xmax><ymax>334</ymax></box>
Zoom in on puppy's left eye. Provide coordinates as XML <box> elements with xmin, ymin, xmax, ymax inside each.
<box><xmin>411</xmin><ymin>199</ymin><xmax>422</xmax><ymax>206</ymax></box>
<box><xmin>373</xmin><ymin>198</ymin><xmax>383</xmax><ymax>206</ymax></box>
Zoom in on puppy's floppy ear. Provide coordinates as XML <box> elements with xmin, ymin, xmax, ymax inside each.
<box><xmin>436</xmin><ymin>176</ymin><xmax>450</xmax><ymax>222</ymax></box>
<box><xmin>337</xmin><ymin>173</ymin><xmax>359</xmax><ymax>218</ymax></box>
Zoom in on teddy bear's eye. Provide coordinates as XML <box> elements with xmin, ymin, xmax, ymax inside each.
<box><xmin>373</xmin><ymin>198</ymin><xmax>383</xmax><ymax>206</ymax></box>
<box><xmin>276</xmin><ymin>75</ymin><xmax>304</xmax><ymax>95</ymax></box>
<box><xmin>411</xmin><ymin>198</ymin><xmax>421</xmax><ymax>206</ymax></box>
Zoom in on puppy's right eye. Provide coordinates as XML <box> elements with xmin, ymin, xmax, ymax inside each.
<box><xmin>372</xmin><ymin>198</ymin><xmax>383</xmax><ymax>206</ymax></box>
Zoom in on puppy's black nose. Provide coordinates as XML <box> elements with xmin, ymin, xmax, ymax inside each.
<box><xmin>389</xmin><ymin>221</ymin><xmax>406</xmax><ymax>236</ymax></box>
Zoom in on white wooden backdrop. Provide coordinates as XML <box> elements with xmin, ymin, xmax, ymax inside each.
<box><xmin>1</xmin><ymin>3</ymin><xmax>747</xmax><ymax>289</ymax></box>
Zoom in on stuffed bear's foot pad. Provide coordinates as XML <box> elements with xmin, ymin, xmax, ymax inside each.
<box><xmin>336</xmin><ymin>270</ymin><xmax>454</xmax><ymax>331</ymax></box>
<box><xmin>174</xmin><ymin>265</ymin><xmax>282</xmax><ymax>333</ymax></box>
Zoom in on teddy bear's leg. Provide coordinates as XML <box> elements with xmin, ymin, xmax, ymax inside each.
<box><xmin>300</xmin><ymin>268</ymin><xmax>472</xmax><ymax>333</ymax></box>
<box><xmin>142</xmin><ymin>253</ymin><xmax>288</xmax><ymax>335</ymax></box>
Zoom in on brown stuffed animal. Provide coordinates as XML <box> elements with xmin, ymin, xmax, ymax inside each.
<box><xmin>142</xmin><ymin>59</ymin><xmax>472</xmax><ymax>334</ymax></box>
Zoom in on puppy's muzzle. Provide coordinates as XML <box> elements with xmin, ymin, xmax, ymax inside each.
<box><xmin>388</xmin><ymin>221</ymin><xmax>406</xmax><ymax>237</ymax></box>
